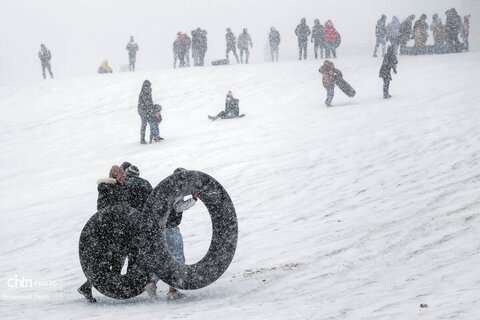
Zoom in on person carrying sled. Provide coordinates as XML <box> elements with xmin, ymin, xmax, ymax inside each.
<box><xmin>373</xmin><ymin>15</ymin><xmax>387</xmax><ymax>57</ymax></box>
<box><xmin>379</xmin><ymin>45</ymin><xmax>398</xmax><ymax>99</ymax></box>
<box><xmin>295</xmin><ymin>18</ymin><xmax>311</xmax><ymax>60</ymax></box>
<box><xmin>78</xmin><ymin>165</ymin><xmax>129</xmax><ymax>303</ymax></box>
<box><xmin>208</xmin><ymin>91</ymin><xmax>240</xmax><ymax>120</ymax></box>
<box><xmin>144</xmin><ymin>168</ymin><xmax>200</xmax><ymax>300</ymax></box>
<box><xmin>225</xmin><ymin>28</ymin><xmax>239</xmax><ymax>63</ymax></box>
<box><xmin>311</xmin><ymin>19</ymin><xmax>325</xmax><ymax>59</ymax></box>
<box><xmin>126</xmin><ymin>36</ymin><xmax>139</xmax><ymax>72</ymax></box>
<box><xmin>238</xmin><ymin>28</ymin><xmax>253</xmax><ymax>64</ymax></box>
<box><xmin>269</xmin><ymin>27</ymin><xmax>281</xmax><ymax>62</ymax></box>
<box><xmin>319</xmin><ymin>60</ymin><xmax>342</xmax><ymax>107</ymax></box>
<box><xmin>97</xmin><ymin>60</ymin><xmax>113</xmax><ymax>74</ymax></box>
<box><xmin>38</xmin><ymin>44</ymin><xmax>53</xmax><ymax>79</ymax></box>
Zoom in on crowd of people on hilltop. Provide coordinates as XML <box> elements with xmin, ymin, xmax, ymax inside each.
<box><xmin>37</xmin><ymin>8</ymin><xmax>470</xmax><ymax>79</ymax></box>
<box><xmin>374</xmin><ymin>8</ymin><xmax>470</xmax><ymax>56</ymax></box>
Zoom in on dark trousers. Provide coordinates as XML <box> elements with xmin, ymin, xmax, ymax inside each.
<box><xmin>174</xmin><ymin>51</ymin><xmax>186</xmax><ymax>68</ymax></box>
<box><xmin>314</xmin><ymin>42</ymin><xmax>324</xmax><ymax>59</ymax></box>
<box><xmin>383</xmin><ymin>78</ymin><xmax>390</xmax><ymax>97</ymax></box>
<box><xmin>129</xmin><ymin>56</ymin><xmax>136</xmax><ymax>71</ymax></box>
<box><xmin>140</xmin><ymin>115</ymin><xmax>148</xmax><ymax>143</ymax></box>
<box><xmin>41</xmin><ymin>63</ymin><xmax>53</xmax><ymax>79</ymax></box>
<box><xmin>298</xmin><ymin>41</ymin><xmax>308</xmax><ymax>60</ymax></box>
<box><xmin>325</xmin><ymin>43</ymin><xmax>336</xmax><ymax>58</ymax></box>
<box><xmin>149</xmin><ymin>121</ymin><xmax>160</xmax><ymax>142</ymax></box>
<box><xmin>374</xmin><ymin>37</ymin><xmax>386</xmax><ymax>56</ymax></box>
<box><xmin>270</xmin><ymin>45</ymin><xmax>279</xmax><ymax>61</ymax></box>
<box><xmin>226</xmin><ymin>46</ymin><xmax>239</xmax><ymax>62</ymax></box>
<box><xmin>239</xmin><ymin>47</ymin><xmax>249</xmax><ymax>63</ymax></box>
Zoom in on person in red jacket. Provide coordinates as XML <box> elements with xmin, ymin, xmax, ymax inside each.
<box><xmin>324</xmin><ymin>20</ymin><xmax>339</xmax><ymax>58</ymax></box>
<box><xmin>319</xmin><ymin>60</ymin><xmax>342</xmax><ymax>107</ymax></box>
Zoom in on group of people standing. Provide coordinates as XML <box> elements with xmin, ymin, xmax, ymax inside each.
<box><xmin>295</xmin><ymin>18</ymin><xmax>341</xmax><ymax>61</ymax></box>
<box><xmin>172</xmin><ymin>28</ymin><xmax>208</xmax><ymax>68</ymax></box>
<box><xmin>373</xmin><ymin>8</ymin><xmax>470</xmax><ymax>57</ymax></box>
<box><xmin>78</xmin><ymin>163</ymin><xmax>200</xmax><ymax>302</ymax></box>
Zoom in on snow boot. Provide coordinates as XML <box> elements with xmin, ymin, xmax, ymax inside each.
<box><xmin>78</xmin><ymin>283</ymin><xmax>97</xmax><ymax>303</ymax></box>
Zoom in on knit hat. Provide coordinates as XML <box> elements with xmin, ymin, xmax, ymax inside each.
<box><xmin>120</xmin><ymin>161</ymin><xmax>132</xmax><ymax>171</ymax></box>
<box><xmin>125</xmin><ymin>165</ymin><xmax>140</xmax><ymax>177</ymax></box>
<box><xmin>109</xmin><ymin>165</ymin><xmax>125</xmax><ymax>182</ymax></box>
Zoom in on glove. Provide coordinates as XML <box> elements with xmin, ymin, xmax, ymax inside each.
<box><xmin>192</xmin><ymin>193</ymin><xmax>200</xmax><ymax>200</ymax></box>
<box><xmin>393</xmin><ymin>68</ymin><xmax>397</xmax><ymax>74</ymax></box>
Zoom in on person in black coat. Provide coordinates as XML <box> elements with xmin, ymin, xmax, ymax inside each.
<box><xmin>123</xmin><ymin>165</ymin><xmax>153</xmax><ymax>211</ymax></box>
<box><xmin>78</xmin><ymin>165</ymin><xmax>129</xmax><ymax>303</ymax></box>
<box><xmin>445</xmin><ymin>8</ymin><xmax>462</xmax><ymax>53</ymax></box>
<box><xmin>208</xmin><ymin>91</ymin><xmax>240</xmax><ymax>120</ymax></box>
<box><xmin>311</xmin><ymin>19</ymin><xmax>325</xmax><ymax>59</ymax></box>
<box><xmin>138</xmin><ymin>80</ymin><xmax>160</xmax><ymax>144</ymax></box>
<box><xmin>373</xmin><ymin>15</ymin><xmax>387</xmax><ymax>57</ymax></box>
<box><xmin>225</xmin><ymin>28</ymin><xmax>239</xmax><ymax>63</ymax></box>
<box><xmin>379</xmin><ymin>45</ymin><xmax>398</xmax><ymax>99</ymax></box>
<box><xmin>38</xmin><ymin>44</ymin><xmax>53</xmax><ymax>79</ymax></box>
<box><xmin>295</xmin><ymin>18</ymin><xmax>311</xmax><ymax>60</ymax></box>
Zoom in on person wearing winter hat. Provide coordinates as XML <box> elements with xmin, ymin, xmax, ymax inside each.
<box><xmin>319</xmin><ymin>60</ymin><xmax>342</xmax><ymax>107</ymax></box>
<box><xmin>295</xmin><ymin>18</ymin><xmax>311</xmax><ymax>60</ymax></box>
<box><xmin>173</xmin><ymin>32</ymin><xmax>188</xmax><ymax>68</ymax></box>
<box><xmin>208</xmin><ymin>91</ymin><xmax>240</xmax><ymax>120</ymax></box>
<box><xmin>78</xmin><ymin>165</ymin><xmax>129</xmax><ymax>303</ymax></box>
<box><xmin>124</xmin><ymin>165</ymin><xmax>153</xmax><ymax>211</ymax></box>
<box><xmin>145</xmin><ymin>168</ymin><xmax>200</xmax><ymax>300</ymax></box>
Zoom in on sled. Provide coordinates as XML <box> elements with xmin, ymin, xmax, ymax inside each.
<box><xmin>211</xmin><ymin>59</ymin><xmax>229</xmax><ymax>66</ymax></box>
<box><xmin>334</xmin><ymin>74</ymin><xmax>356</xmax><ymax>97</ymax></box>
<box><xmin>208</xmin><ymin>114</ymin><xmax>246</xmax><ymax>121</ymax></box>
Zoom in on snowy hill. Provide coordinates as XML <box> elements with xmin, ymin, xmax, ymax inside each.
<box><xmin>1</xmin><ymin>53</ymin><xmax>479</xmax><ymax>319</ymax></box>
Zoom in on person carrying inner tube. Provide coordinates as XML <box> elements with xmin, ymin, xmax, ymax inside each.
<box><xmin>144</xmin><ymin>168</ymin><xmax>200</xmax><ymax>300</ymax></box>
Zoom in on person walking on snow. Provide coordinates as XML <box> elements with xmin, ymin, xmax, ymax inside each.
<box><xmin>237</xmin><ymin>28</ymin><xmax>253</xmax><ymax>64</ymax></box>
<box><xmin>78</xmin><ymin>165</ymin><xmax>129</xmax><ymax>303</ymax></box>
<box><xmin>269</xmin><ymin>27</ymin><xmax>281</xmax><ymax>62</ymax></box>
<box><xmin>225</xmin><ymin>28</ymin><xmax>239</xmax><ymax>63</ymax></box>
<box><xmin>311</xmin><ymin>19</ymin><xmax>325</xmax><ymax>59</ymax></box>
<box><xmin>323</xmin><ymin>20</ymin><xmax>339</xmax><ymax>58</ymax></box>
<box><xmin>319</xmin><ymin>60</ymin><xmax>342</xmax><ymax>107</ymax></box>
<box><xmin>379</xmin><ymin>45</ymin><xmax>398</xmax><ymax>99</ymax></box>
<box><xmin>144</xmin><ymin>168</ymin><xmax>201</xmax><ymax>300</ymax></box>
<box><xmin>373</xmin><ymin>15</ymin><xmax>387</xmax><ymax>57</ymax></box>
<box><xmin>126</xmin><ymin>36</ymin><xmax>139</xmax><ymax>72</ymax></box>
<box><xmin>295</xmin><ymin>18</ymin><xmax>311</xmax><ymax>60</ymax></box>
<box><xmin>38</xmin><ymin>44</ymin><xmax>53</xmax><ymax>79</ymax></box>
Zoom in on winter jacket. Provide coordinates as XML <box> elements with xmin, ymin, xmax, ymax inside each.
<box><xmin>126</xmin><ymin>42</ymin><xmax>139</xmax><ymax>58</ymax></box>
<box><xmin>379</xmin><ymin>46</ymin><xmax>398</xmax><ymax>80</ymax></box>
<box><xmin>237</xmin><ymin>32</ymin><xmax>253</xmax><ymax>49</ymax></box>
<box><xmin>97</xmin><ymin>178</ymin><xmax>128</xmax><ymax>211</ymax></box>
<box><xmin>225</xmin><ymin>98</ymin><xmax>239</xmax><ymax>117</ymax></box>
<box><xmin>375</xmin><ymin>18</ymin><xmax>387</xmax><ymax>39</ymax></box>
<box><xmin>173</xmin><ymin>35</ymin><xmax>187</xmax><ymax>55</ymax></box>
<box><xmin>38</xmin><ymin>48</ymin><xmax>51</xmax><ymax>64</ymax></box>
<box><xmin>166</xmin><ymin>196</ymin><xmax>197</xmax><ymax>228</ymax></box>
<box><xmin>400</xmin><ymin>16</ymin><xmax>415</xmax><ymax>42</ymax></box>
<box><xmin>138</xmin><ymin>80</ymin><xmax>154</xmax><ymax>118</ymax></box>
<box><xmin>226</xmin><ymin>31</ymin><xmax>236</xmax><ymax>48</ymax></box>
<box><xmin>461</xmin><ymin>19</ymin><xmax>470</xmax><ymax>37</ymax></box>
<box><xmin>124</xmin><ymin>175</ymin><xmax>153</xmax><ymax>211</ymax></box>
<box><xmin>295</xmin><ymin>22</ymin><xmax>311</xmax><ymax>42</ymax></box>
<box><xmin>184</xmin><ymin>34</ymin><xmax>192</xmax><ymax>50</ymax></box>
<box><xmin>98</xmin><ymin>61</ymin><xmax>112</xmax><ymax>73</ymax></box>
<box><xmin>323</xmin><ymin>20</ymin><xmax>338</xmax><ymax>43</ymax></box>
<box><xmin>413</xmin><ymin>16</ymin><xmax>429</xmax><ymax>42</ymax></box>
<box><xmin>386</xmin><ymin>17</ymin><xmax>401</xmax><ymax>41</ymax></box>
<box><xmin>319</xmin><ymin>60</ymin><xmax>342</xmax><ymax>88</ymax></box>
<box><xmin>269</xmin><ymin>29</ymin><xmax>281</xmax><ymax>47</ymax></box>
<box><xmin>446</xmin><ymin>9</ymin><xmax>462</xmax><ymax>37</ymax></box>
<box><xmin>311</xmin><ymin>24</ymin><xmax>325</xmax><ymax>43</ymax></box>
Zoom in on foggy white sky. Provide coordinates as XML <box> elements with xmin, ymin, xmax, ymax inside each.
<box><xmin>0</xmin><ymin>0</ymin><xmax>472</xmax><ymax>84</ymax></box>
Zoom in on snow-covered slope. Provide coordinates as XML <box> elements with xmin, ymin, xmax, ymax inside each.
<box><xmin>1</xmin><ymin>53</ymin><xmax>479</xmax><ymax>319</ymax></box>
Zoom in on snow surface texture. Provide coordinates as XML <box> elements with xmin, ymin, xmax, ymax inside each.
<box><xmin>0</xmin><ymin>53</ymin><xmax>479</xmax><ymax>319</ymax></box>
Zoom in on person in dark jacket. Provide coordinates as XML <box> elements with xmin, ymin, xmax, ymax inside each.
<box><xmin>311</xmin><ymin>19</ymin><xmax>325</xmax><ymax>59</ymax></box>
<box><xmin>144</xmin><ymin>168</ymin><xmax>200</xmax><ymax>300</ymax></box>
<box><xmin>269</xmin><ymin>27</ymin><xmax>281</xmax><ymax>62</ymax></box>
<box><xmin>386</xmin><ymin>16</ymin><xmax>401</xmax><ymax>53</ymax></box>
<box><xmin>138</xmin><ymin>80</ymin><xmax>160</xmax><ymax>144</ymax></box>
<box><xmin>430</xmin><ymin>14</ymin><xmax>446</xmax><ymax>50</ymax></box>
<box><xmin>38</xmin><ymin>44</ymin><xmax>53</xmax><ymax>79</ymax></box>
<box><xmin>319</xmin><ymin>60</ymin><xmax>342</xmax><ymax>107</ymax></box>
<box><xmin>379</xmin><ymin>45</ymin><xmax>398</xmax><ymax>99</ymax></box>
<box><xmin>173</xmin><ymin>32</ymin><xmax>188</xmax><ymax>68</ymax></box>
<box><xmin>126</xmin><ymin>36</ymin><xmax>139</xmax><ymax>72</ymax></box>
<box><xmin>237</xmin><ymin>28</ymin><xmax>253</xmax><ymax>64</ymax></box>
<box><xmin>225</xmin><ymin>28</ymin><xmax>239</xmax><ymax>63</ymax></box>
<box><xmin>413</xmin><ymin>14</ymin><xmax>429</xmax><ymax>47</ymax></box>
<box><xmin>399</xmin><ymin>15</ymin><xmax>415</xmax><ymax>54</ymax></box>
<box><xmin>148</xmin><ymin>104</ymin><xmax>163</xmax><ymax>143</ymax></box>
<box><xmin>373</xmin><ymin>15</ymin><xmax>387</xmax><ymax>57</ymax></box>
<box><xmin>122</xmin><ymin>164</ymin><xmax>153</xmax><ymax>211</ymax></box>
<box><xmin>295</xmin><ymin>18</ymin><xmax>311</xmax><ymax>60</ymax></box>
<box><xmin>208</xmin><ymin>91</ymin><xmax>240</xmax><ymax>120</ymax></box>
<box><xmin>78</xmin><ymin>165</ymin><xmax>128</xmax><ymax>303</ymax></box>
<box><xmin>445</xmin><ymin>8</ymin><xmax>462</xmax><ymax>52</ymax></box>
